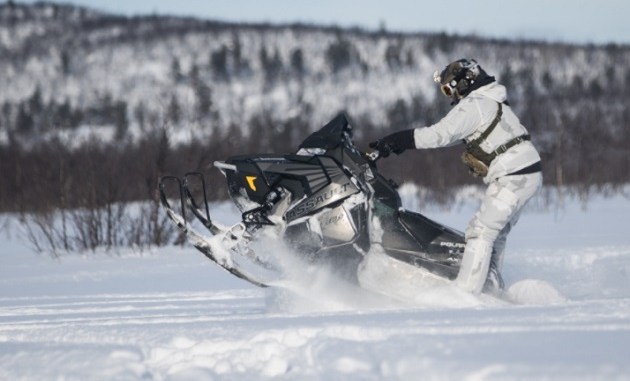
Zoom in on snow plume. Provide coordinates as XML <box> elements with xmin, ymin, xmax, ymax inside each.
<box><xmin>257</xmin><ymin>206</ymin><xmax>565</xmax><ymax>312</ymax></box>
<box><xmin>258</xmin><ymin>235</ymin><xmax>401</xmax><ymax>313</ymax></box>
<box><xmin>357</xmin><ymin>246</ymin><xmax>496</xmax><ymax>308</ymax></box>
<box><xmin>253</xmin><ymin>234</ymin><xmax>488</xmax><ymax>313</ymax></box>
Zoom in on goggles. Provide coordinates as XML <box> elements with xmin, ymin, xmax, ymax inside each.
<box><xmin>433</xmin><ymin>70</ymin><xmax>455</xmax><ymax>98</ymax></box>
<box><xmin>440</xmin><ymin>83</ymin><xmax>455</xmax><ymax>97</ymax></box>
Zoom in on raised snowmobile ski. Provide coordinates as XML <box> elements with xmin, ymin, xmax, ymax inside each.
<box><xmin>159</xmin><ymin>176</ymin><xmax>278</xmax><ymax>287</ymax></box>
<box><xmin>159</xmin><ymin>113</ymin><xmax>466</xmax><ymax>290</ymax></box>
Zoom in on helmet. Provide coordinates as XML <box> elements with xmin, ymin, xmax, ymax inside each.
<box><xmin>433</xmin><ymin>59</ymin><xmax>487</xmax><ymax>102</ymax></box>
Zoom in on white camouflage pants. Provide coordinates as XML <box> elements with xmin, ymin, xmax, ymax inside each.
<box><xmin>455</xmin><ymin>172</ymin><xmax>543</xmax><ymax>294</ymax></box>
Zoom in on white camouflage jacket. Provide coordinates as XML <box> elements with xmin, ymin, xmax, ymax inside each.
<box><xmin>413</xmin><ymin>82</ymin><xmax>541</xmax><ymax>183</ymax></box>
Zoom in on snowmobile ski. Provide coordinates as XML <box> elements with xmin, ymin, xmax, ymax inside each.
<box><xmin>158</xmin><ymin>176</ymin><xmax>275</xmax><ymax>287</ymax></box>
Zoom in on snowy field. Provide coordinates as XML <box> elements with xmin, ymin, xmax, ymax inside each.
<box><xmin>1</xmin><ymin>188</ymin><xmax>630</xmax><ymax>380</ymax></box>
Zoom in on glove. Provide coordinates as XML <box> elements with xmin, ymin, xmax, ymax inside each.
<box><xmin>369</xmin><ymin>129</ymin><xmax>416</xmax><ymax>157</ymax></box>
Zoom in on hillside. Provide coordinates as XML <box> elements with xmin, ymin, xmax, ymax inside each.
<box><xmin>1</xmin><ymin>1</ymin><xmax>629</xmax><ymax>213</ymax></box>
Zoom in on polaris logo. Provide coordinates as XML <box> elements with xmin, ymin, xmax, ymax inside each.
<box><xmin>285</xmin><ymin>182</ymin><xmax>358</xmax><ymax>221</ymax></box>
<box><xmin>439</xmin><ymin>242</ymin><xmax>465</xmax><ymax>248</ymax></box>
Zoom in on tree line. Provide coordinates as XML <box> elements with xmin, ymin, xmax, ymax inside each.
<box><xmin>2</xmin><ymin>76</ymin><xmax>629</xmax><ymax>215</ymax></box>
<box><xmin>2</xmin><ymin>1</ymin><xmax>629</xmax><ymax>254</ymax></box>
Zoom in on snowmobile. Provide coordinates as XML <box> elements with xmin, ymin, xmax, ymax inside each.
<box><xmin>159</xmin><ymin>113</ymin><xmax>466</xmax><ymax>290</ymax></box>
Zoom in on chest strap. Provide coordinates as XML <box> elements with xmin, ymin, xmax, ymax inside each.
<box><xmin>464</xmin><ymin>101</ymin><xmax>529</xmax><ymax>166</ymax></box>
<box><xmin>468</xmin><ymin>102</ymin><xmax>504</xmax><ymax>147</ymax></box>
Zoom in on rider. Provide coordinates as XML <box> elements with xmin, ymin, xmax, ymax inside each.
<box><xmin>370</xmin><ymin>59</ymin><xmax>542</xmax><ymax>294</ymax></box>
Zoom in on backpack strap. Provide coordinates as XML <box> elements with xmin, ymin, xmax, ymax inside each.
<box><xmin>462</xmin><ymin>101</ymin><xmax>530</xmax><ymax>173</ymax></box>
<box><xmin>493</xmin><ymin>134</ymin><xmax>531</xmax><ymax>156</ymax></box>
<box><xmin>468</xmin><ymin>102</ymin><xmax>503</xmax><ymax>147</ymax></box>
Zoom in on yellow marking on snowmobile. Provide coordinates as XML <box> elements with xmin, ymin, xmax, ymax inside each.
<box><xmin>246</xmin><ymin>176</ymin><xmax>257</xmax><ymax>191</ymax></box>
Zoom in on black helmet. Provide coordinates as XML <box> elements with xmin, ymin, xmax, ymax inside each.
<box><xmin>434</xmin><ymin>59</ymin><xmax>492</xmax><ymax>102</ymax></box>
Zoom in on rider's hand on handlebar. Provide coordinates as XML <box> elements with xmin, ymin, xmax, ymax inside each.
<box><xmin>368</xmin><ymin>129</ymin><xmax>416</xmax><ymax>158</ymax></box>
<box><xmin>368</xmin><ymin>140</ymin><xmax>393</xmax><ymax>158</ymax></box>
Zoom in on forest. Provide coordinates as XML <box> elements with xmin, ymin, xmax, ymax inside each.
<box><xmin>1</xmin><ymin>2</ymin><xmax>629</xmax><ymax>252</ymax></box>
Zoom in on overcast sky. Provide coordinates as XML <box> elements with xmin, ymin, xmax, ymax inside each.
<box><xmin>18</xmin><ymin>0</ymin><xmax>630</xmax><ymax>45</ymax></box>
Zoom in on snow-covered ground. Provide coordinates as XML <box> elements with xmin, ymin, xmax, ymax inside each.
<box><xmin>1</xmin><ymin>188</ymin><xmax>630</xmax><ymax>380</ymax></box>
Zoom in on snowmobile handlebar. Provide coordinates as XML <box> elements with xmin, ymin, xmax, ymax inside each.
<box><xmin>365</xmin><ymin>150</ymin><xmax>382</xmax><ymax>162</ymax></box>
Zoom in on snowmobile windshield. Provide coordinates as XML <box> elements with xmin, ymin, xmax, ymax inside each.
<box><xmin>298</xmin><ymin>113</ymin><xmax>353</xmax><ymax>152</ymax></box>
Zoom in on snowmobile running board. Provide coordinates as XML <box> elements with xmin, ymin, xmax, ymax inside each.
<box><xmin>158</xmin><ymin>174</ymin><xmax>270</xmax><ymax>288</ymax></box>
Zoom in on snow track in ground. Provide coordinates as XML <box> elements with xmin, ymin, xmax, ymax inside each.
<box><xmin>1</xmin><ymin>190</ymin><xmax>630</xmax><ymax>380</ymax></box>
<box><xmin>2</xmin><ymin>289</ymin><xmax>630</xmax><ymax>380</ymax></box>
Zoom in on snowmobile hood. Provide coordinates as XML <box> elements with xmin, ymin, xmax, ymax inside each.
<box><xmin>470</xmin><ymin>82</ymin><xmax>507</xmax><ymax>103</ymax></box>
